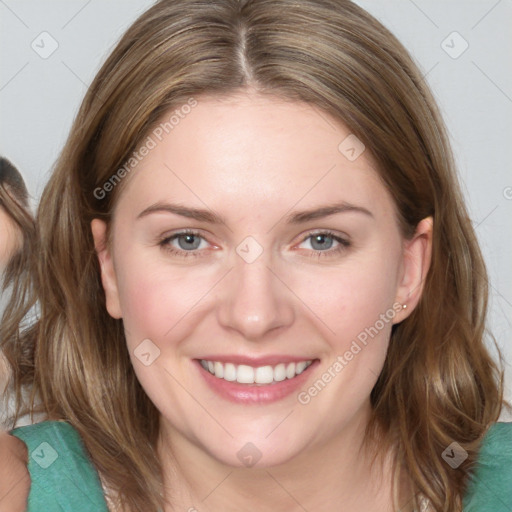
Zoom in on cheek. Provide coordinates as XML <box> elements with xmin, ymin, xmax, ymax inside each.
<box><xmin>291</xmin><ymin>258</ymin><xmax>399</xmax><ymax>424</ymax></box>
<box><xmin>287</xmin><ymin>248</ymin><xmax>400</xmax><ymax>350</ymax></box>
<box><xmin>114</xmin><ymin>250</ymin><xmax>217</xmax><ymax>346</ymax></box>
<box><xmin>0</xmin><ymin>221</ymin><xmax>19</xmax><ymax>268</ymax></box>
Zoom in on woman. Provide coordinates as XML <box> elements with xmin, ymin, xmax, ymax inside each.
<box><xmin>0</xmin><ymin>156</ymin><xmax>33</xmax><ymax>422</ymax></box>
<box><xmin>0</xmin><ymin>158</ymin><xmax>32</xmax><ymax>512</ymax></box>
<box><xmin>1</xmin><ymin>1</ymin><xmax>510</xmax><ymax>511</ymax></box>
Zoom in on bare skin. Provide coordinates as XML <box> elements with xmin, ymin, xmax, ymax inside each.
<box><xmin>0</xmin><ymin>431</ymin><xmax>29</xmax><ymax>512</ymax></box>
<box><xmin>0</xmin><ymin>207</ymin><xmax>20</xmax><ymax>271</ymax></box>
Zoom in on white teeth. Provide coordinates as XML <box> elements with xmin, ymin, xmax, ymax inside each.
<box><xmin>274</xmin><ymin>363</ymin><xmax>287</xmax><ymax>382</ymax></box>
<box><xmin>214</xmin><ymin>361</ymin><xmax>224</xmax><ymax>379</ymax></box>
<box><xmin>295</xmin><ymin>361</ymin><xmax>307</xmax><ymax>375</ymax></box>
<box><xmin>255</xmin><ymin>366</ymin><xmax>274</xmax><ymax>384</ymax></box>
<box><xmin>223</xmin><ymin>363</ymin><xmax>237</xmax><ymax>381</ymax></box>
<box><xmin>237</xmin><ymin>365</ymin><xmax>255</xmax><ymax>384</ymax></box>
<box><xmin>286</xmin><ymin>362</ymin><xmax>296</xmax><ymax>379</ymax></box>
<box><xmin>200</xmin><ymin>359</ymin><xmax>313</xmax><ymax>384</ymax></box>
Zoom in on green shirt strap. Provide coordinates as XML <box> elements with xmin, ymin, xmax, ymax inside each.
<box><xmin>10</xmin><ymin>420</ymin><xmax>109</xmax><ymax>511</ymax></box>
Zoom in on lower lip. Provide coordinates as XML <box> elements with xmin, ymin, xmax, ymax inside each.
<box><xmin>194</xmin><ymin>359</ymin><xmax>319</xmax><ymax>404</ymax></box>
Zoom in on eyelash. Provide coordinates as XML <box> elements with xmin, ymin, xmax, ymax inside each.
<box><xmin>158</xmin><ymin>229</ymin><xmax>351</xmax><ymax>259</ymax></box>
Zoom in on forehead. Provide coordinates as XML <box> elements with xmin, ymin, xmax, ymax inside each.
<box><xmin>113</xmin><ymin>92</ymin><xmax>395</xmax><ymax>222</ymax></box>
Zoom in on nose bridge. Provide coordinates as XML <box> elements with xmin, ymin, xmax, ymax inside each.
<box><xmin>216</xmin><ymin>241</ymin><xmax>295</xmax><ymax>339</ymax></box>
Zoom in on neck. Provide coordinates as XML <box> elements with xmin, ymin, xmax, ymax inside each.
<box><xmin>156</xmin><ymin>402</ymin><xmax>416</xmax><ymax>512</ymax></box>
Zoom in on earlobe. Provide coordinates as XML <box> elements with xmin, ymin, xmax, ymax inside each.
<box><xmin>91</xmin><ymin>218</ymin><xmax>123</xmax><ymax>319</ymax></box>
<box><xmin>393</xmin><ymin>216</ymin><xmax>433</xmax><ymax>323</ymax></box>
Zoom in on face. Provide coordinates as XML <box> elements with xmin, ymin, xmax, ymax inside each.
<box><xmin>92</xmin><ymin>91</ymin><xmax>432</xmax><ymax>469</ymax></box>
<box><xmin>0</xmin><ymin>206</ymin><xmax>20</xmax><ymax>273</ymax></box>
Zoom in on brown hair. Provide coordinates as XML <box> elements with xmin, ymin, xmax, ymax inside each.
<box><xmin>2</xmin><ymin>1</ymin><xmax>508</xmax><ymax>510</ymax></box>
<box><xmin>0</xmin><ymin>158</ymin><xmax>34</xmax><ymax>405</ymax></box>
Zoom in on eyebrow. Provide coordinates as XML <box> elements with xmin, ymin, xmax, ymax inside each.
<box><xmin>285</xmin><ymin>202</ymin><xmax>373</xmax><ymax>223</ymax></box>
<box><xmin>137</xmin><ymin>202</ymin><xmax>226</xmax><ymax>224</ymax></box>
<box><xmin>136</xmin><ymin>200</ymin><xmax>373</xmax><ymax>224</ymax></box>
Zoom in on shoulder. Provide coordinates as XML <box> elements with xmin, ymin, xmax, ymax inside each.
<box><xmin>9</xmin><ymin>420</ymin><xmax>109</xmax><ymax>511</ymax></box>
<box><xmin>463</xmin><ymin>422</ymin><xmax>512</xmax><ymax>511</ymax></box>
<box><xmin>0</xmin><ymin>429</ymin><xmax>30</xmax><ymax>512</ymax></box>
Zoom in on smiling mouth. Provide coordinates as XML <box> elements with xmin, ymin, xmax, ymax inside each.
<box><xmin>199</xmin><ymin>359</ymin><xmax>314</xmax><ymax>385</ymax></box>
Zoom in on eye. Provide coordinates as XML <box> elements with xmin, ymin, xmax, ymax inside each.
<box><xmin>157</xmin><ymin>229</ymin><xmax>350</xmax><ymax>260</ymax></box>
<box><xmin>296</xmin><ymin>230</ymin><xmax>351</xmax><ymax>258</ymax></box>
<box><xmin>159</xmin><ymin>229</ymin><xmax>210</xmax><ymax>258</ymax></box>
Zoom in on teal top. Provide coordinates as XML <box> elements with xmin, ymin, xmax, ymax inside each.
<box><xmin>10</xmin><ymin>421</ymin><xmax>109</xmax><ymax>511</ymax></box>
<box><xmin>462</xmin><ymin>421</ymin><xmax>512</xmax><ymax>511</ymax></box>
<box><xmin>8</xmin><ymin>420</ymin><xmax>512</xmax><ymax>511</ymax></box>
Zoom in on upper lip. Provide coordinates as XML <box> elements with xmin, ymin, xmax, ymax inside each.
<box><xmin>196</xmin><ymin>355</ymin><xmax>317</xmax><ymax>366</ymax></box>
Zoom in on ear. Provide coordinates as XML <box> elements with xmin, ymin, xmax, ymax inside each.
<box><xmin>393</xmin><ymin>216</ymin><xmax>433</xmax><ymax>323</ymax></box>
<box><xmin>91</xmin><ymin>219</ymin><xmax>122</xmax><ymax>319</ymax></box>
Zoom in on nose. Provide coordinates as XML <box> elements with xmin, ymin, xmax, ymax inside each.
<box><xmin>216</xmin><ymin>251</ymin><xmax>295</xmax><ymax>341</ymax></box>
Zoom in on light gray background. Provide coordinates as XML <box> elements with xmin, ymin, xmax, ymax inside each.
<box><xmin>0</xmin><ymin>0</ymin><xmax>511</xmax><ymax>421</ymax></box>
